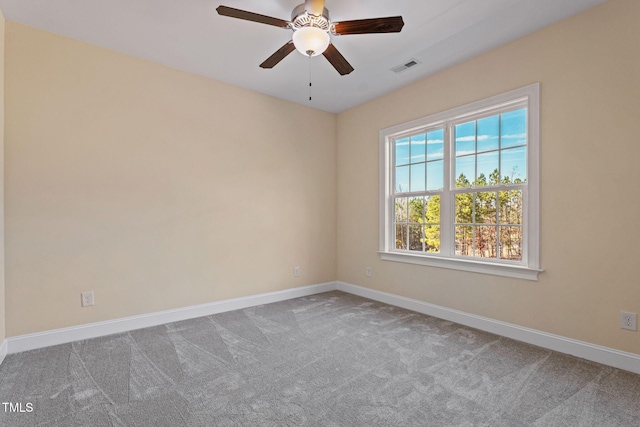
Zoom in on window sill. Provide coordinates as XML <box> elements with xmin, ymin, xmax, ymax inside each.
<box><xmin>379</xmin><ymin>251</ymin><xmax>542</xmax><ymax>281</ymax></box>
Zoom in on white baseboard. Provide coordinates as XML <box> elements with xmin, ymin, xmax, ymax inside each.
<box><xmin>6</xmin><ymin>282</ymin><xmax>336</xmax><ymax>355</ymax></box>
<box><xmin>0</xmin><ymin>339</ymin><xmax>7</xmax><ymax>365</ymax></box>
<box><xmin>4</xmin><ymin>281</ymin><xmax>639</xmax><ymax>375</ymax></box>
<box><xmin>337</xmin><ymin>282</ymin><xmax>640</xmax><ymax>375</ymax></box>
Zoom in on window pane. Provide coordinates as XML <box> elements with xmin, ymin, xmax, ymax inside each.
<box><xmin>499</xmin><ymin>190</ymin><xmax>523</xmax><ymax>225</ymax></box>
<box><xmin>423</xmin><ymin>225</ymin><xmax>440</xmax><ymax>253</ymax></box>
<box><xmin>395</xmin><ymin>138</ymin><xmax>410</xmax><ymax>165</ymax></box>
<box><xmin>425</xmin><ymin>195</ymin><xmax>440</xmax><ymax>224</ymax></box>
<box><xmin>410</xmin><ymin>163</ymin><xmax>426</xmax><ymax>192</ymax></box>
<box><xmin>499</xmin><ymin>226</ymin><xmax>523</xmax><ymax>260</ymax></box>
<box><xmin>422</xmin><ymin>196</ymin><xmax>440</xmax><ymax>253</ymax></box>
<box><xmin>408</xmin><ymin>197</ymin><xmax>425</xmax><ymax>223</ymax></box>
<box><xmin>476</xmin><ymin>151</ymin><xmax>499</xmax><ymax>186</ymax></box>
<box><xmin>411</xmin><ymin>134</ymin><xmax>426</xmax><ymax>163</ymax></box>
<box><xmin>475</xmin><ymin>192</ymin><xmax>497</xmax><ymax>224</ymax></box>
<box><xmin>426</xmin><ymin>160</ymin><xmax>443</xmax><ymax>191</ymax></box>
<box><xmin>501</xmin><ymin>147</ymin><xmax>527</xmax><ymax>184</ymax></box>
<box><xmin>501</xmin><ymin>108</ymin><xmax>526</xmax><ymax>148</ymax></box>
<box><xmin>395</xmin><ymin>166</ymin><xmax>409</xmax><ymax>193</ymax></box>
<box><xmin>455</xmin><ymin>155</ymin><xmax>475</xmax><ymax>188</ymax></box>
<box><xmin>395</xmin><ymin>197</ymin><xmax>407</xmax><ymax>222</ymax></box>
<box><xmin>395</xmin><ymin>224</ymin><xmax>408</xmax><ymax>250</ymax></box>
<box><xmin>455</xmin><ymin>226</ymin><xmax>473</xmax><ymax>256</ymax></box>
<box><xmin>477</xmin><ymin>115</ymin><xmax>499</xmax><ymax>153</ymax></box>
<box><xmin>455</xmin><ymin>122</ymin><xmax>475</xmax><ymax>156</ymax></box>
<box><xmin>427</xmin><ymin>129</ymin><xmax>444</xmax><ymax>160</ymax></box>
<box><xmin>476</xmin><ymin>226</ymin><xmax>497</xmax><ymax>258</ymax></box>
<box><xmin>455</xmin><ymin>193</ymin><xmax>474</xmax><ymax>224</ymax></box>
<box><xmin>409</xmin><ymin>224</ymin><xmax>424</xmax><ymax>251</ymax></box>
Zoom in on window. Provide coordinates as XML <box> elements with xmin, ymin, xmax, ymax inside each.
<box><xmin>379</xmin><ymin>84</ymin><xmax>541</xmax><ymax>280</ymax></box>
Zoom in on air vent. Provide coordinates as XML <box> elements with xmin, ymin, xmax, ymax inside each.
<box><xmin>391</xmin><ymin>58</ymin><xmax>422</xmax><ymax>73</ymax></box>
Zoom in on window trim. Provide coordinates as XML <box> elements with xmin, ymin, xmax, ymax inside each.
<box><xmin>379</xmin><ymin>83</ymin><xmax>542</xmax><ymax>280</ymax></box>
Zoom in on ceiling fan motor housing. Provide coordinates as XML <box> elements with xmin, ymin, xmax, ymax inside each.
<box><xmin>291</xmin><ymin>4</ymin><xmax>330</xmax><ymax>31</ymax></box>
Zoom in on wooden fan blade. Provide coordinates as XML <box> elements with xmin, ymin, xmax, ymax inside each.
<box><xmin>260</xmin><ymin>41</ymin><xmax>296</xmax><ymax>69</ymax></box>
<box><xmin>304</xmin><ymin>0</ymin><xmax>326</xmax><ymax>16</ymax></box>
<box><xmin>216</xmin><ymin>6</ymin><xmax>290</xmax><ymax>28</ymax></box>
<box><xmin>333</xmin><ymin>16</ymin><xmax>404</xmax><ymax>35</ymax></box>
<box><xmin>322</xmin><ymin>43</ymin><xmax>354</xmax><ymax>75</ymax></box>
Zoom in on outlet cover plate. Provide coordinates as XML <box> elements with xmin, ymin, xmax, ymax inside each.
<box><xmin>81</xmin><ymin>291</ymin><xmax>95</xmax><ymax>307</ymax></box>
<box><xmin>620</xmin><ymin>311</ymin><xmax>637</xmax><ymax>331</ymax></box>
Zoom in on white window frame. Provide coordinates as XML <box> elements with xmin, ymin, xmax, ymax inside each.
<box><xmin>379</xmin><ymin>83</ymin><xmax>542</xmax><ymax>280</ymax></box>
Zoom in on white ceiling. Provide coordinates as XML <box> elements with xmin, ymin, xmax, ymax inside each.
<box><xmin>0</xmin><ymin>0</ymin><xmax>606</xmax><ymax>113</ymax></box>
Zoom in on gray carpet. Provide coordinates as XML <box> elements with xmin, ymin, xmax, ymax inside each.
<box><xmin>0</xmin><ymin>291</ymin><xmax>639</xmax><ymax>426</ymax></box>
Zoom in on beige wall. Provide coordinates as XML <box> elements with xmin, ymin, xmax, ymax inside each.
<box><xmin>0</xmin><ymin>8</ymin><xmax>5</xmax><ymax>343</ymax></box>
<box><xmin>4</xmin><ymin>22</ymin><xmax>337</xmax><ymax>336</ymax></box>
<box><xmin>337</xmin><ymin>0</ymin><xmax>640</xmax><ymax>355</ymax></box>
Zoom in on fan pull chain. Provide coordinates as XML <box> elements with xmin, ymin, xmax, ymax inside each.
<box><xmin>308</xmin><ymin>55</ymin><xmax>313</xmax><ymax>101</ymax></box>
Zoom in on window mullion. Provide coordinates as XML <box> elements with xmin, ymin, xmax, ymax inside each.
<box><xmin>439</xmin><ymin>124</ymin><xmax>453</xmax><ymax>256</ymax></box>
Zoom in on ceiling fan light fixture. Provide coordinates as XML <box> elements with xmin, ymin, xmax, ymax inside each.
<box><xmin>292</xmin><ymin>26</ymin><xmax>330</xmax><ymax>57</ymax></box>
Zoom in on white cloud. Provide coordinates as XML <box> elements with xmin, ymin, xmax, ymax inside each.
<box><xmin>456</xmin><ymin>150</ymin><xmax>475</xmax><ymax>156</ymax></box>
<box><xmin>456</xmin><ymin>136</ymin><xmax>475</xmax><ymax>142</ymax></box>
<box><xmin>502</xmin><ymin>133</ymin><xmax>526</xmax><ymax>139</ymax></box>
<box><xmin>456</xmin><ymin>134</ymin><xmax>497</xmax><ymax>142</ymax></box>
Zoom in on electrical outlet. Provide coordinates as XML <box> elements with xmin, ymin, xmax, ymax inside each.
<box><xmin>620</xmin><ymin>311</ymin><xmax>637</xmax><ymax>331</ymax></box>
<box><xmin>81</xmin><ymin>291</ymin><xmax>95</xmax><ymax>307</ymax></box>
<box><xmin>366</xmin><ymin>266</ymin><xmax>372</xmax><ymax>277</ymax></box>
<box><xmin>293</xmin><ymin>267</ymin><xmax>300</xmax><ymax>277</ymax></box>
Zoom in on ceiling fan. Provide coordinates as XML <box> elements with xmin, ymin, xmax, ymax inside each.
<box><xmin>216</xmin><ymin>0</ymin><xmax>404</xmax><ymax>75</ymax></box>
